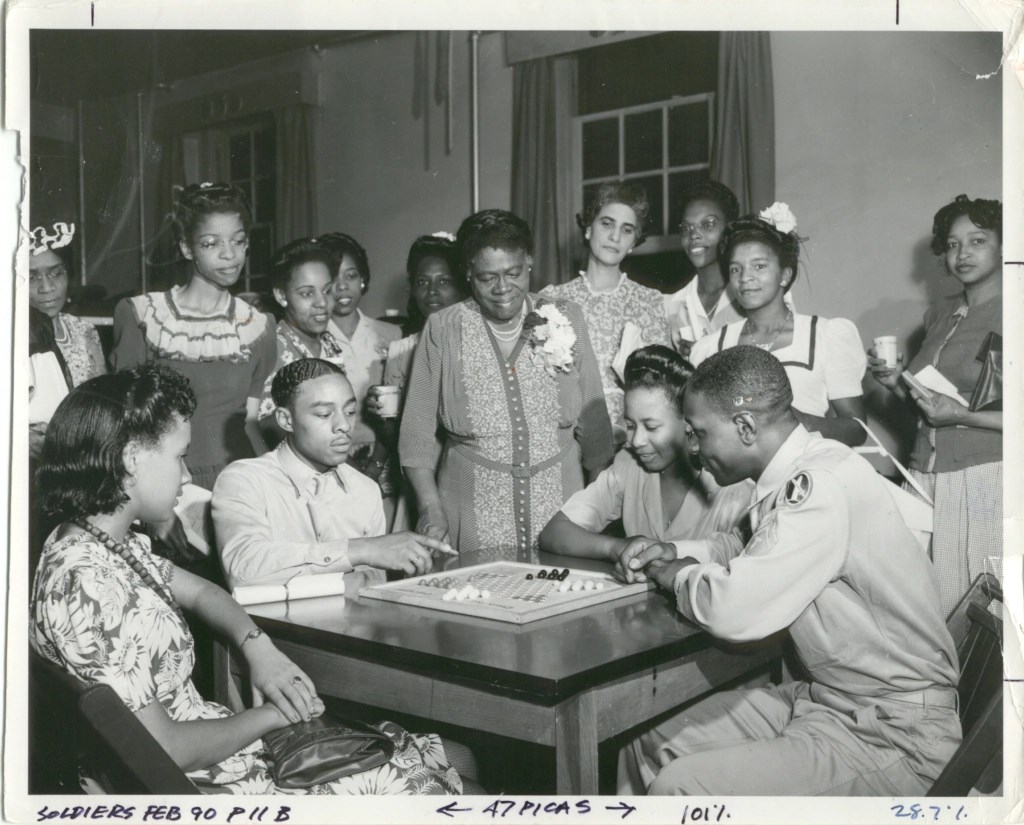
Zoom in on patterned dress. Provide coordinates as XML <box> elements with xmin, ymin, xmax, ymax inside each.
<box><xmin>31</xmin><ymin>530</ymin><xmax>462</xmax><ymax>795</ymax></box>
<box><xmin>55</xmin><ymin>313</ymin><xmax>106</xmax><ymax>386</ymax></box>
<box><xmin>112</xmin><ymin>287</ymin><xmax>277</xmax><ymax>491</ymax></box>
<box><xmin>540</xmin><ymin>273</ymin><xmax>669</xmax><ymax>426</ymax></box>
<box><xmin>257</xmin><ymin>320</ymin><xmax>346</xmax><ymax>420</ymax></box>
<box><xmin>399</xmin><ymin>297</ymin><xmax>614</xmax><ymax>560</ymax></box>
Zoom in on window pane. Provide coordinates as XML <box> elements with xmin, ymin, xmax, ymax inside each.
<box><xmin>582</xmin><ymin>118</ymin><xmax>619</xmax><ymax>179</ymax></box>
<box><xmin>256</xmin><ymin>177</ymin><xmax>276</xmax><ymax>223</ymax></box>
<box><xmin>668</xmin><ymin>169</ymin><xmax>711</xmax><ymax>228</ymax></box>
<box><xmin>247</xmin><ymin>223</ymin><xmax>273</xmax><ymax>277</ymax></box>
<box><xmin>624</xmin><ymin>109</ymin><xmax>662</xmax><ymax>174</ymax></box>
<box><xmin>631</xmin><ymin>175</ymin><xmax>664</xmax><ymax>237</ymax></box>
<box><xmin>229</xmin><ymin>133</ymin><xmax>251</xmax><ymax>180</ymax></box>
<box><xmin>254</xmin><ymin>126</ymin><xmax>276</xmax><ymax>178</ymax></box>
<box><xmin>668</xmin><ymin>101</ymin><xmax>710</xmax><ymax>168</ymax></box>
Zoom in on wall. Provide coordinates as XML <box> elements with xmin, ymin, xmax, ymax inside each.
<box><xmin>314</xmin><ymin>31</ymin><xmax>513</xmax><ymax>316</ymax></box>
<box><xmin>772</xmin><ymin>31</ymin><xmax>1002</xmax><ymax>460</ymax></box>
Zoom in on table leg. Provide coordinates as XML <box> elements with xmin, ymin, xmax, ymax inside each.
<box><xmin>554</xmin><ymin>691</ymin><xmax>599</xmax><ymax>794</ymax></box>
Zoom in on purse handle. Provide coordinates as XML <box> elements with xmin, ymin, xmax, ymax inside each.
<box><xmin>853</xmin><ymin>418</ymin><xmax>934</xmax><ymax>506</ymax></box>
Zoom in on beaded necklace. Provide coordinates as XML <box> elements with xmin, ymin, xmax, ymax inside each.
<box><xmin>73</xmin><ymin>518</ymin><xmax>187</xmax><ymax>623</ymax></box>
<box><xmin>485</xmin><ymin>304</ymin><xmax>526</xmax><ymax>342</ymax></box>
<box><xmin>742</xmin><ymin>307</ymin><xmax>792</xmax><ymax>352</ymax></box>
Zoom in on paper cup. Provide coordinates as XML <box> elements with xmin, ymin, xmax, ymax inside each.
<box><xmin>369</xmin><ymin>385</ymin><xmax>401</xmax><ymax>417</ymax></box>
<box><xmin>873</xmin><ymin>336</ymin><xmax>898</xmax><ymax>368</ymax></box>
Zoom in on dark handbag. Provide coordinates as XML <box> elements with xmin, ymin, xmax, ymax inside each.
<box><xmin>262</xmin><ymin>711</ymin><xmax>395</xmax><ymax>789</ymax></box>
<box><xmin>969</xmin><ymin>332</ymin><xmax>1002</xmax><ymax>412</ymax></box>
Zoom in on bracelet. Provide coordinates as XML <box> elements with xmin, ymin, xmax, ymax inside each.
<box><xmin>239</xmin><ymin>627</ymin><xmax>264</xmax><ymax>651</ymax></box>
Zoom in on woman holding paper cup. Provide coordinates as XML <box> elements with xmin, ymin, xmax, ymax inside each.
<box><xmin>688</xmin><ymin>204</ymin><xmax>868</xmax><ymax>447</ymax></box>
<box><xmin>540</xmin><ymin>182</ymin><xmax>669</xmax><ymax>433</ymax></box>
<box><xmin>868</xmin><ymin>194</ymin><xmax>1003</xmax><ymax>615</ymax></box>
<box><xmin>30</xmin><ymin>363</ymin><xmax>464</xmax><ymax>794</ymax></box>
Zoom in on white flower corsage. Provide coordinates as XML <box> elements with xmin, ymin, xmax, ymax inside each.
<box><xmin>431</xmin><ymin>231</ymin><xmax>456</xmax><ymax>242</ymax></box>
<box><xmin>524</xmin><ymin>302</ymin><xmax>576</xmax><ymax>377</ymax></box>
<box><xmin>758</xmin><ymin>202</ymin><xmax>798</xmax><ymax>234</ymax></box>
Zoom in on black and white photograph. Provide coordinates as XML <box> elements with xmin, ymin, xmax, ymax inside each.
<box><xmin>3</xmin><ymin>1</ymin><xmax>1022</xmax><ymax>822</ymax></box>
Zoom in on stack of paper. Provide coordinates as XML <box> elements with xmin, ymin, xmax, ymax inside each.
<box><xmin>233</xmin><ymin>573</ymin><xmax>347</xmax><ymax>606</ymax></box>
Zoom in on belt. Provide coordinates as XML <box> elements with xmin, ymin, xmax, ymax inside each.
<box><xmin>876</xmin><ymin>687</ymin><xmax>958</xmax><ymax>710</ymax></box>
<box><xmin>451</xmin><ymin>439</ymin><xmax>575</xmax><ymax>479</ymax></box>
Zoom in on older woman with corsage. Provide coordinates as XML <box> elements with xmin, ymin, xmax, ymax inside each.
<box><xmin>399</xmin><ymin>209</ymin><xmax>613</xmax><ymax>561</ymax></box>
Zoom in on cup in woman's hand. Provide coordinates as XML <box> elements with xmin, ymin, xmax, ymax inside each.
<box><xmin>872</xmin><ymin>336</ymin><xmax>899</xmax><ymax>369</ymax></box>
<box><xmin>368</xmin><ymin>385</ymin><xmax>401</xmax><ymax>418</ymax></box>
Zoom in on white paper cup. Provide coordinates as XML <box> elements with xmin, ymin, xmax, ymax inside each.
<box><xmin>873</xmin><ymin>336</ymin><xmax>898</xmax><ymax>368</ymax></box>
<box><xmin>369</xmin><ymin>385</ymin><xmax>401</xmax><ymax>417</ymax></box>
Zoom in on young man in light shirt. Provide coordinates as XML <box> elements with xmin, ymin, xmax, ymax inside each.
<box><xmin>614</xmin><ymin>345</ymin><xmax>960</xmax><ymax>796</ymax></box>
<box><xmin>213</xmin><ymin>357</ymin><xmax>452</xmax><ymax>589</ymax></box>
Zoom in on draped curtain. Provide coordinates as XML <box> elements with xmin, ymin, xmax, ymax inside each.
<box><xmin>711</xmin><ymin>32</ymin><xmax>775</xmax><ymax>216</ymax></box>
<box><xmin>275</xmin><ymin>104</ymin><xmax>318</xmax><ymax>241</ymax></box>
<box><xmin>510</xmin><ymin>56</ymin><xmax>578</xmax><ymax>291</ymax></box>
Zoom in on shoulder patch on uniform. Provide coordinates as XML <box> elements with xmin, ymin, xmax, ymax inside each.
<box><xmin>781</xmin><ymin>471</ymin><xmax>813</xmax><ymax>507</ymax></box>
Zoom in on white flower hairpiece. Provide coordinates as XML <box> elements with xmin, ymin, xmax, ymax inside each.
<box><xmin>431</xmin><ymin>231</ymin><xmax>456</xmax><ymax>242</ymax></box>
<box><xmin>199</xmin><ymin>181</ymin><xmax>214</xmax><ymax>189</ymax></box>
<box><xmin>758</xmin><ymin>202</ymin><xmax>798</xmax><ymax>235</ymax></box>
<box><xmin>29</xmin><ymin>221</ymin><xmax>76</xmax><ymax>256</ymax></box>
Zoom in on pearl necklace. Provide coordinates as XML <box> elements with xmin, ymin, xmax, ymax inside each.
<box><xmin>486</xmin><ymin>306</ymin><xmax>526</xmax><ymax>342</ymax></box>
<box><xmin>73</xmin><ymin>518</ymin><xmax>186</xmax><ymax>623</ymax></box>
<box><xmin>53</xmin><ymin>316</ymin><xmax>69</xmax><ymax>346</ymax></box>
<box><xmin>742</xmin><ymin>308</ymin><xmax>792</xmax><ymax>352</ymax></box>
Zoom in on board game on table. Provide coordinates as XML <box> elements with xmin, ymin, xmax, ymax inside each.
<box><xmin>359</xmin><ymin>561</ymin><xmax>653</xmax><ymax>624</ymax></box>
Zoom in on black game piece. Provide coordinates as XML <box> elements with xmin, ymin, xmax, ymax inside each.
<box><xmin>526</xmin><ymin>573</ymin><xmax>534</xmax><ymax>580</ymax></box>
<box><xmin>559</xmin><ymin>568</ymin><xmax>570</xmax><ymax>581</ymax></box>
<box><xmin>537</xmin><ymin>570</ymin><xmax>547</xmax><ymax>579</ymax></box>
<box><xmin>549</xmin><ymin>568</ymin><xmax>560</xmax><ymax>579</ymax></box>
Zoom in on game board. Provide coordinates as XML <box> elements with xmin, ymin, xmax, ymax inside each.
<box><xmin>359</xmin><ymin>561</ymin><xmax>653</xmax><ymax>624</ymax></box>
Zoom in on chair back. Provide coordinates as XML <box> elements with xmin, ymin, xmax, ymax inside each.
<box><xmin>927</xmin><ymin>574</ymin><xmax>1003</xmax><ymax>796</ymax></box>
<box><xmin>30</xmin><ymin>649</ymin><xmax>199</xmax><ymax>794</ymax></box>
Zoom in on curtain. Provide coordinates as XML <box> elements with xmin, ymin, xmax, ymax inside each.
<box><xmin>711</xmin><ymin>33</ymin><xmax>775</xmax><ymax>216</ymax></box>
<box><xmin>275</xmin><ymin>104</ymin><xmax>318</xmax><ymax>241</ymax></box>
<box><xmin>511</xmin><ymin>56</ymin><xmax>578</xmax><ymax>290</ymax></box>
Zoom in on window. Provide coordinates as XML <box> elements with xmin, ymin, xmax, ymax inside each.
<box><xmin>575</xmin><ymin>94</ymin><xmax>714</xmax><ymax>253</ymax></box>
<box><xmin>226</xmin><ymin>118</ymin><xmax>276</xmax><ymax>292</ymax></box>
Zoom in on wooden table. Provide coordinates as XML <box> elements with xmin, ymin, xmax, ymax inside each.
<box><xmin>219</xmin><ymin>553</ymin><xmax>778</xmax><ymax>794</ymax></box>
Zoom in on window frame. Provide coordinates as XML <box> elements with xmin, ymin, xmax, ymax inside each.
<box><xmin>573</xmin><ymin>92</ymin><xmax>715</xmax><ymax>255</ymax></box>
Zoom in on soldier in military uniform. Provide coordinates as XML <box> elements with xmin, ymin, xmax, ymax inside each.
<box><xmin>615</xmin><ymin>345</ymin><xmax>960</xmax><ymax>796</ymax></box>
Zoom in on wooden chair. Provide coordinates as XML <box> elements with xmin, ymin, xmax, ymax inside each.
<box><xmin>927</xmin><ymin>573</ymin><xmax>1003</xmax><ymax>796</ymax></box>
<box><xmin>30</xmin><ymin>650</ymin><xmax>199</xmax><ymax>794</ymax></box>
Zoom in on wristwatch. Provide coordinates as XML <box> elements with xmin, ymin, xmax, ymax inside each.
<box><xmin>239</xmin><ymin>627</ymin><xmax>264</xmax><ymax>650</ymax></box>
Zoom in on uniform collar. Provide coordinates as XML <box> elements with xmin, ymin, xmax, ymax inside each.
<box><xmin>752</xmin><ymin>424</ymin><xmax>819</xmax><ymax>506</ymax></box>
<box><xmin>276</xmin><ymin>440</ymin><xmax>349</xmax><ymax>497</ymax></box>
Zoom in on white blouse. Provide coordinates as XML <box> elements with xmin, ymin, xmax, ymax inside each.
<box><xmin>689</xmin><ymin>314</ymin><xmax>866</xmax><ymax>417</ymax></box>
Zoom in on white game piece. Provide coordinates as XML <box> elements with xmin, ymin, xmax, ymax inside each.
<box><xmin>558</xmin><ymin>581</ymin><xmax>571</xmax><ymax>593</ymax></box>
<box><xmin>571</xmin><ymin>580</ymin><xmax>583</xmax><ymax>592</ymax></box>
<box><xmin>583</xmin><ymin>580</ymin><xmax>594</xmax><ymax>591</ymax></box>
<box><xmin>481</xmin><ymin>590</ymin><xmax>492</xmax><ymax>599</ymax></box>
<box><xmin>595</xmin><ymin>581</ymin><xmax>605</xmax><ymax>590</ymax></box>
<box><xmin>468</xmin><ymin>589</ymin><xmax>479</xmax><ymax>600</ymax></box>
<box><xmin>442</xmin><ymin>589</ymin><xmax>458</xmax><ymax>601</ymax></box>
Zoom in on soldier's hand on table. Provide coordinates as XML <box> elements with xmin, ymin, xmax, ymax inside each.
<box><xmin>243</xmin><ymin>633</ymin><xmax>323</xmax><ymax>724</ymax></box>
<box><xmin>612</xmin><ymin>537</ymin><xmax>675</xmax><ymax>584</ymax></box>
<box><xmin>646</xmin><ymin>559</ymin><xmax>696</xmax><ymax>592</ymax></box>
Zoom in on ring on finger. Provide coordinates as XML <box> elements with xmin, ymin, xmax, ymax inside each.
<box><xmin>291</xmin><ymin>675</ymin><xmax>303</xmax><ymax>685</ymax></box>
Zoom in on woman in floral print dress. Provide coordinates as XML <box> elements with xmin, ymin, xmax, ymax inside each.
<box><xmin>399</xmin><ymin>210</ymin><xmax>613</xmax><ymax>561</ymax></box>
<box><xmin>540</xmin><ymin>182</ymin><xmax>669</xmax><ymax>434</ymax></box>
<box><xmin>31</xmin><ymin>364</ymin><xmax>462</xmax><ymax>795</ymax></box>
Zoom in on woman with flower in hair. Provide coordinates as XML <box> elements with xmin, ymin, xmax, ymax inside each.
<box><xmin>540</xmin><ymin>182</ymin><xmax>669</xmax><ymax>432</ymax></box>
<box><xmin>868</xmin><ymin>195</ymin><xmax>1003</xmax><ymax>615</ymax></box>
<box><xmin>29</xmin><ymin>220</ymin><xmax>106</xmax><ymax>386</ymax></box>
<box><xmin>112</xmin><ymin>183</ymin><xmax>277</xmax><ymax>492</ymax></box>
<box><xmin>688</xmin><ymin>203</ymin><xmax>867</xmax><ymax>447</ymax></box>
<box><xmin>399</xmin><ymin>210</ymin><xmax>613</xmax><ymax>560</ymax></box>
